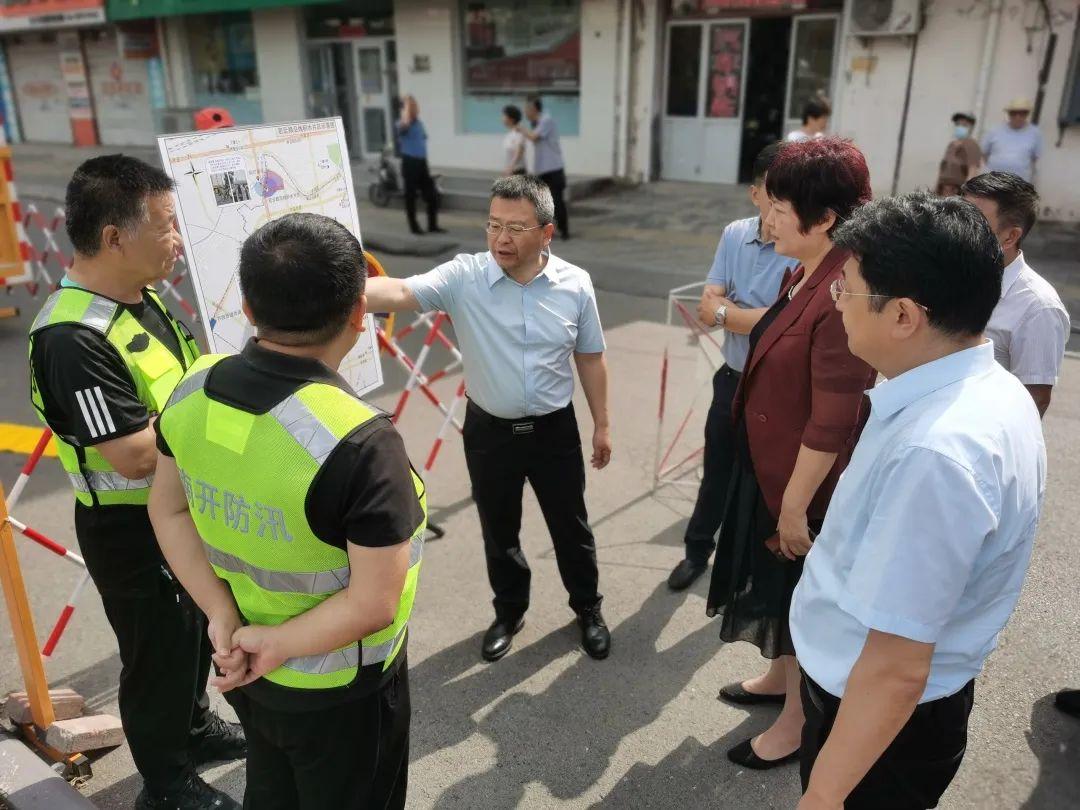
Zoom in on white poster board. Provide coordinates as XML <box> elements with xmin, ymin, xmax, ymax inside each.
<box><xmin>157</xmin><ymin>117</ymin><xmax>383</xmax><ymax>395</ymax></box>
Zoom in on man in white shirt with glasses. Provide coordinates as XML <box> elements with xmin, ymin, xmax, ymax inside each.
<box><xmin>364</xmin><ymin>175</ymin><xmax>612</xmax><ymax>664</ymax></box>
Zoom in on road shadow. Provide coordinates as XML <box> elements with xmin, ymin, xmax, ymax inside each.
<box><xmin>1020</xmin><ymin>693</ymin><xmax>1080</xmax><ymax>808</ymax></box>
<box><xmin>412</xmin><ymin>579</ymin><xmax>736</xmax><ymax>807</ymax></box>
<box><xmin>53</xmin><ymin>651</ymin><xmax>121</xmax><ymax>714</ymax></box>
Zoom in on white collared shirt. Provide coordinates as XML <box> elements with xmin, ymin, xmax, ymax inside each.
<box><xmin>405</xmin><ymin>251</ymin><xmax>605</xmax><ymax>419</ymax></box>
<box><xmin>791</xmin><ymin>342</ymin><xmax>1046</xmax><ymax>702</ymax></box>
<box><xmin>985</xmin><ymin>252</ymin><xmax>1070</xmax><ymax>386</ymax></box>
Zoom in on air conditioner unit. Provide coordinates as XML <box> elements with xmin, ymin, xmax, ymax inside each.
<box><xmin>846</xmin><ymin>0</ymin><xmax>921</xmax><ymax>37</ymax></box>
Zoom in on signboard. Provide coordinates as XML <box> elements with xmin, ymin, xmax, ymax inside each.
<box><xmin>0</xmin><ymin>0</ymin><xmax>105</xmax><ymax>32</ymax></box>
<box><xmin>157</xmin><ymin>118</ymin><xmax>384</xmax><ymax>396</ymax></box>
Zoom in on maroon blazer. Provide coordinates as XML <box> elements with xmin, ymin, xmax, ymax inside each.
<box><xmin>733</xmin><ymin>245</ymin><xmax>876</xmax><ymax>522</ymax></box>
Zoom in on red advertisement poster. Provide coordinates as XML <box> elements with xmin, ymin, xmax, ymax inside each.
<box><xmin>706</xmin><ymin>24</ymin><xmax>744</xmax><ymax>118</ymax></box>
<box><xmin>0</xmin><ymin>0</ymin><xmax>105</xmax><ymax>31</ymax></box>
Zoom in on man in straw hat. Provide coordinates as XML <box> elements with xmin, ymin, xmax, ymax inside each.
<box><xmin>981</xmin><ymin>97</ymin><xmax>1042</xmax><ymax>184</ymax></box>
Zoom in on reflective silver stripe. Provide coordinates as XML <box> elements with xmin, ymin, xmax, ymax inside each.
<box><xmin>80</xmin><ymin>296</ymin><xmax>118</xmax><ymax>333</ymax></box>
<box><xmin>361</xmin><ymin>621</ymin><xmax>408</xmax><ymax>666</ymax></box>
<box><xmin>30</xmin><ymin>292</ymin><xmax>62</xmax><ymax>332</ymax></box>
<box><xmin>269</xmin><ymin>395</ymin><xmax>340</xmax><ymax>465</ymax></box>
<box><xmin>283</xmin><ymin>645</ymin><xmax>359</xmax><ymax>676</ymax></box>
<box><xmin>409</xmin><ymin>530</ymin><xmax>424</xmax><ymax>567</ymax></box>
<box><xmin>84</xmin><ymin>470</ymin><xmax>153</xmax><ymax>492</ymax></box>
<box><xmin>67</xmin><ymin>473</ymin><xmax>90</xmax><ymax>493</ymax></box>
<box><xmin>169</xmin><ymin>367</ymin><xmax>212</xmax><ymax>408</ymax></box>
<box><xmin>204</xmin><ymin>544</ymin><xmax>350</xmax><ymax>594</ymax></box>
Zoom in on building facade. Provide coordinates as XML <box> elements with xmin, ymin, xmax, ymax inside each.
<box><xmin>0</xmin><ymin>0</ymin><xmax>1077</xmax><ymax>220</ymax></box>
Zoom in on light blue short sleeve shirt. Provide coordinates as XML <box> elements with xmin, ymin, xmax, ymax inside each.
<box><xmin>790</xmin><ymin>342</ymin><xmax>1046</xmax><ymax>702</ymax></box>
<box><xmin>981</xmin><ymin>123</ymin><xmax>1042</xmax><ymax>182</ymax></box>
<box><xmin>531</xmin><ymin>114</ymin><xmax>565</xmax><ymax>175</ymax></box>
<box><xmin>704</xmin><ymin>216</ymin><xmax>796</xmax><ymax>372</ymax></box>
<box><xmin>404</xmin><ymin>251</ymin><xmax>605</xmax><ymax>419</ymax></box>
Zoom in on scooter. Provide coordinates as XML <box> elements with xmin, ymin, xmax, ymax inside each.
<box><xmin>367</xmin><ymin>148</ymin><xmax>443</xmax><ymax>207</ymax></box>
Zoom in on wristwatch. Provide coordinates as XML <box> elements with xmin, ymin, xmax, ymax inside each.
<box><xmin>714</xmin><ymin>304</ymin><xmax>728</xmax><ymax>327</ymax></box>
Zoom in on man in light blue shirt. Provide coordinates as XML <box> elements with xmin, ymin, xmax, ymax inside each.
<box><xmin>518</xmin><ymin>96</ymin><xmax>569</xmax><ymax>240</ymax></box>
<box><xmin>981</xmin><ymin>98</ymin><xmax>1042</xmax><ymax>183</ymax></box>
<box><xmin>667</xmin><ymin>142</ymin><xmax>794</xmax><ymax>592</ymax></box>
<box><xmin>791</xmin><ymin>192</ymin><xmax>1045</xmax><ymax>810</ymax></box>
<box><xmin>364</xmin><ymin>175</ymin><xmax>612</xmax><ymax>663</ymax></box>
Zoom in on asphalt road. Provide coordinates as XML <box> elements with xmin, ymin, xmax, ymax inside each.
<box><xmin>0</xmin><ymin>202</ymin><xmax>1078</xmax><ymax>809</ymax></box>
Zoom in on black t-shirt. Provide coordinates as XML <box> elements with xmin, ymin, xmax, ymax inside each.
<box><xmin>30</xmin><ymin>288</ymin><xmax>190</xmax><ymax>587</ymax></box>
<box><xmin>156</xmin><ymin>339</ymin><xmax>426</xmax><ymax>710</ymax></box>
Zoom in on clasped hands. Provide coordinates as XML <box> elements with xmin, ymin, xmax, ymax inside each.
<box><xmin>207</xmin><ymin>612</ymin><xmax>286</xmax><ymax>693</ymax></box>
<box><xmin>697</xmin><ymin>288</ymin><xmax>735</xmax><ymax>328</ymax></box>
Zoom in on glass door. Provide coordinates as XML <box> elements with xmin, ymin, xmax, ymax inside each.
<box><xmin>353</xmin><ymin>39</ymin><xmax>392</xmax><ymax>158</ymax></box>
<box><xmin>784</xmin><ymin>15</ymin><xmax>840</xmax><ymax>136</ymax></box>
<box><xmin>306</xmin><ymin>43</ymin><xmax>359</xmax><ymax>157</ymax></box>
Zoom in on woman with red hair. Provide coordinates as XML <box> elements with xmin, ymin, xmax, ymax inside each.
<box><xmin>706</xmin><ymin>137</ymin><xmax>877</xmax><ymax>769</ymax></box>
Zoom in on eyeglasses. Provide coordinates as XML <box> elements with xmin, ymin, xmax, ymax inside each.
<box><xmin>830</xmin><ymin>278</ymin><xmax>929</xmax><ymax>312</ymax></box>
<box><xmin>485</xmin><ymin>221</ymin><xmax>542</xmax><ymax>238</ymax></box>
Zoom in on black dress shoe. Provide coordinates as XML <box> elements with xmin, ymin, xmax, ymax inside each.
<box><xmin>135</xmin><ymin>772</ymin><xmax>241</xmax><ymax>809</ymax></box>
<box><xmin>482</xmin><ymin>616</ymin><xmax>525</xmax><ymax>662</ymax></box>
<box><xmin>408</xmin><ymin>224</ymin><xmax>425</xmax><ymax>235</ymax></box>
<box><xmin>578</xmin><ymin>606</ymin><xmax>610</xmax><ymax>660</ymax></box>
<box><xmin>717</xmin><ymin>681</ymin><xmax>786</xmax><ymax>706</ymax></box>
<box><xmin>1055</xmin><ymin>688</ymin><xmax>1080</xmax><ymax>718</ymax></box>
<box><xmin>726</xmin><ymin>738</ymin><xmax>799</xmax><ymax>770</ymax></box>
<box><xmin>667</xmin><ymin>559</ymin><xmax>707</xmax><ymax>591</ymax></box>
<box><xmin>190</xmin><ymin>713</ymin><xmax>246</xmax><ymax>765</ymax></box>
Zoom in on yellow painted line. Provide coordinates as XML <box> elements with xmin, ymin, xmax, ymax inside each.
<box><xmin>0</xmin><ymin>424</ymin><xmax>57</xmax><ymax>457</ymax></box>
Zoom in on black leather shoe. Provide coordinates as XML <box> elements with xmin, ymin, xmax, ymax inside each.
<box><xmin>578</xmin><ymin>607</ymin><xmax>611</xmax><ymax>660</ymax></box>
<box><xmin>1055</xmin><ymin>688</ymin><xmax>1080</xmax><ymax>718</ymax></box>
<box><xmin>667</xmin><ymin>559</ymin><xmax>707</xmax><ymax>591</ymax></box>
<box><xmin>717</xmin><ymin>681</ymin><xmax>786</xmax><ymax>706</ymax></box>
<box><xmin>408</xmin><ymin>224</ymin><xmax>425</xmax><ymax>235</ymax></box>
<box><xmin>726</xmin><ymin>738</ymin><xmax>799</xmax><ymax>770</ymax></box>
<box><xmin>135</xmin><ymin>772</ymin><xmax>241</xmax><ymax>809</ymax></box>
<box><xmin>482</xmin><ymin>616</ymin><xmax>525</xmax><ymax>662</ymax></box>
<box><xmin>190</xmin><ymin>712</ymin><xmax>246</xmax><ymax>765</ymax></box>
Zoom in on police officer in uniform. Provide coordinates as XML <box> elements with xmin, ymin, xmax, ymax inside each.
<box><xmin>149</xmin><ymin>213</ymin><xmax>426</xmax><ymax>810</ymax></box>
<box><xmin>28</xmin><ymin>155</ymin><xmax>244</xmax><ymax>810</ymax></box>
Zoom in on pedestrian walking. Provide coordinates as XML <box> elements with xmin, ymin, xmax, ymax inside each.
<box><xmin>397</xmin><ymin>94</ymin><xmax>445</xmax><ymax>235</ymax></box>
<box><xmin>28</xmin><ymin>155</ymin><xmax>245</xmax><ymax>810</ymax></box>
<box><xmin>982</xmin><ymin>97</ymin><xmax>1042</xmax><ymax>184</ymax></box>
<box><xmin>786</xmin><ymin>99</ymin><xmax>830</xmax><ymax>143</ymax></box>
<box><xmin>961</xmin><ymin>172</ymin><xmax>1069</xmax><ymax>416</ymax></box>
<box><xmin>364</xmin><ymin>175</ymin><xmax>611</xmax><ymax>662</ymax></box>
<box><xmin>519</xmin><ymin>96</ymin><xmax>570</xmax><ymax>239</ymax></box>
<box><xmin>792</xmin><ymin>192</ymin><xmax>1045</xmax><ymax>810</ymax></box>
<box><xmin>667</xmin><ymin>141</ymin><xmax>795</xmax><ymax>591</ymax></box>
<box><xmin>150</xmin><ymin>213</ymin><xmax>427</xmax><ymax>810</ymax></box>
<box><xmin>935</xmin><ymin>112</ymin><xmax>982</xmax><ymax>196</ymax></box>
<box><xmin>501</xmin><ymin>105</ymin><xmax>527</xmax><ymax>176</ymax></box>
<box><xmin>706</xmin><ymin>137</ymin><xmax>876</xmax><ymax>770</ymax></box>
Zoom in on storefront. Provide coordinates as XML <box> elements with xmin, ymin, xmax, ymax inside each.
<box><xmin>83</xmin><ymin>22</ymin><xmax>166</xmax><ymax>145</ymax></box>
<box><xmin>304</xmin><ymin>0</ymin><xmax>397</xmax><ymax>159</ymax></box>
<box><xmin>661</xmin><ymin>0</ymin><xmax>843</xmax><ymax>183</ymax></box>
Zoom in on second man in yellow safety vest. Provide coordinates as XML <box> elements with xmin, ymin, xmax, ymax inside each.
<box><xmin>150</xmin><ymin>213</ymin><xmax>426</xmax><ymax>810</ymax></box>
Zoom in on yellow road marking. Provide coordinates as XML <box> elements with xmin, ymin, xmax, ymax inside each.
<box><xmin>0</xmin><ymin>424</ymin><xmax>57</xmax><ymax>457</ymax></box>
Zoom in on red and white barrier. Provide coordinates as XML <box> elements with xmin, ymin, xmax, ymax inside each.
<box><xmin>424</xmin><ymin>380</ymin><xmax>466</xmax><ymax>474</ymax></box>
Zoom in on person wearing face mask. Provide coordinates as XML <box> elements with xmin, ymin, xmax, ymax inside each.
<box><xmin>935</xmin><ymin>112</ymin><xmax>983</xmax><ymax>197</ymax></box>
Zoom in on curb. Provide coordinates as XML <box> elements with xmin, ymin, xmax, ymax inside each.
<box><xmin>0</xmin><ymin>730</ymin><xmax>96</xmax><ymax>809</ymax></box>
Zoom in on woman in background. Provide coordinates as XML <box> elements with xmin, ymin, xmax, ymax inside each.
<box><xmin>397</xmin><ymin>95</ymin><xmax>445</xmax><ymax>236</ymax></box>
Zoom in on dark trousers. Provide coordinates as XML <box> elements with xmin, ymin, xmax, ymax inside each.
<box><xmin>463</xmin><ymin>401</ymin><xmax>601</xmax><ymax>620</ymax></box>
<box><xmin>684</xmin><ymin>364</ymin><xmax>741</xmax><ymax>565</ymax></box>
<box><xmin>401</xmin><ymin>155</ymin><xmax>439</xmax><ymax>231</ymax></box>
<box><xmin>538</xmin><ymin>168</ymin><xmax>569</xmax><ymax>238</ymax></box>
<box><xmin>77</xmin><ymin>506</ymin><xmax>213</xmax><ymax>794</ymax></box>
<box><xmin>800</xmin><ymin>672</ymin><xmax>974</xmax><ymax>809</ymax></box>
<box><xmin>225</xmin><ymin>664</ymin><xmax>410</xmax><ymax>810</ymax></box>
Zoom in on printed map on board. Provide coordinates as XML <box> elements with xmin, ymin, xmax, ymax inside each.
<box><xmin>157</xmin><ymin>118</ymin><xmax>382</xmax><ymax>395</ymax></box>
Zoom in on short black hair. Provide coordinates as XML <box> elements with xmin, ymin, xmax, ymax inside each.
<box><xmin>801</xmin><ymin>98</ymin><xmax>831</xmax><ymax>124</ymax></box>
<box><xmin>491</xmin><ymin>174</ymin><xmax>554</xmax><ymax>226</ymax></box>
<box><xmin>833</xmin><ymin>192</ymin><xmax>1003</xmax><ymax>337</ymax></box>
<box><xmin>526</xmin><ymin>94</ymin><xmax>543</xmax><ymax>112</ymax></box>
<box><xmin>65</xmin><ymin>154</ymin><xmax>174</xmax><ymax>257</ymax></box>
<box><xmin>751</xmin><ymin>141</ymin><xmax>783</xmax><ymax>185</ymax></box>
<box><xmin>960</xmin><ymin>171</ymin><xmax>1039</xmax><ymax>244</ymax></box>
<box><xmin>239</xmin><ymin>213</ymin><xmax>366</xmax><ymax>346</ymax></box>
<box><xmin>766</xmin><ymin>137</ymin><xmax>872</xmax><ymax>237</ymax></box>
<box><xmin>951</xmin><ymin>112</ymin><xmax>976</xmax><ymax>126</ymax></box>
<box><xmin>503</xmin><ymin>104</ymin><xmax>522</xmax><ymax>125</ymax></box>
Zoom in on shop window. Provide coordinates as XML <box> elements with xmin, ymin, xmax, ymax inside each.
<box><xmin>786</xmin><ymin>16</ymin><xmax>837</xmax><ymax>120</ymax></box>
<box><xmin>186</xmin><ymin>12</ymin><xmax>262</xmax><ymax>125</ymax></box>
<box><xmin>460</xmin><ymin>0</ymin><xmax>580</xmax><ymax>135</ymax></box>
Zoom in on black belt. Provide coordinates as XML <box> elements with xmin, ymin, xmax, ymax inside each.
<box><xmin>466</xmin><ymin>400</ymin><xmax>572</xmax><ymax>435</ymax></box>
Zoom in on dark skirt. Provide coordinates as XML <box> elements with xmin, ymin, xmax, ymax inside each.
<box><xmin>705</xmin><ymin>454</ymin><xmax>817</xmax><ymax>660</ymax></box>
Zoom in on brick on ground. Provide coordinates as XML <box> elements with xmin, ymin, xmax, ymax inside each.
<box><xmin>42</xmin><ymin>715</ymin><xmax>124</xmax><ymax>754</ymax></box>
<box><xmin>3</xmin><ymin>689</ymin><xmax>84</xmax><ymax>725</ymax></box>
